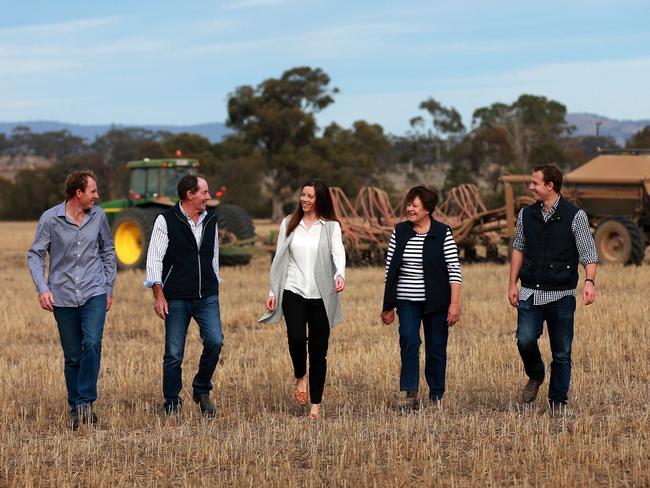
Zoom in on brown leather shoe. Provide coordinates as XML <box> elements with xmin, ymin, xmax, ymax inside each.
<box><xmin>398</xmin><ymin>391</ymin><xmax>420</xmax><ymax>412</ymax></box>
<box><xmin>521</xmin><ymin>379</ymin><xmax>544</xmax><ymax>403</ymax></box>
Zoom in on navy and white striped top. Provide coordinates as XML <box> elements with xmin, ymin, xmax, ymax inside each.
<box><xmin>385</xmin><ymin>228</ymin><xmax>462</xmax><ymax>301</ymax></box>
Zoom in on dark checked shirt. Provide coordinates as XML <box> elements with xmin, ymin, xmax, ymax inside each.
<box><xmin>28</xmin><ymin>202</ymin><xmax>116</xmax><ymax>307</ymax></box>
<box><xmin>512</xmin><ymin>195</ymin><xmax>598</xmax><ymax>305</ymax></box>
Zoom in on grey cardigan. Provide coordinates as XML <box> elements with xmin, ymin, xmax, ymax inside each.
<box><xmin>258</xmin><ymin>218</ymin><xmax>344</xmax><ymax>328</ymax></box>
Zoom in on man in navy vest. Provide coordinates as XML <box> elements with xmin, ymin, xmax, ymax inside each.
<box><xmin>508</xmin><ymin>164</ymin><xmax>598</xmax><ymax>414</ymax></box>
<box><xmin>145</xmin><ymin>174</ymin><xmax>223</xmax><ymax>417</ymax></box>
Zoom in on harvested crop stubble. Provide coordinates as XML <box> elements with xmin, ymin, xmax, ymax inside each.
<box><xmin>1</xmin><ymin>221</ymin><xmax>648</xmax><ymax>486</ymax></box>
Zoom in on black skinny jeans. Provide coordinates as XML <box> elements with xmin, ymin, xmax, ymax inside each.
<box><xmin>282</xmin><ymin>290</ymin><xmax>330</xmax><ymax>404</ymax></box>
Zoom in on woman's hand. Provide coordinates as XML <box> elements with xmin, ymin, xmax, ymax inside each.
<box><xmin>335</xmin><ymin>276</ymin><xmax>345</xmax><ymax>292</ymax></box>
<box><xmin>266</xmin><ymin>294</ymin><xmax>276</xmax><ymax>311</ymax></box>
<box><xmin>381</xmin><ymin>309</ymin><xmax>395</xmax><ymax>325</ymax></box>
<box><xmin>447</xmin><ymin>302</ymin><xmax>460</xmax><ymax>327</ymax></box>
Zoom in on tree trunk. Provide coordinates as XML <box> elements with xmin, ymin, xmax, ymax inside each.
<box><xmin>271</xmin><ymin>194</ymin><xmax>285</xmax><ymax>223</ymax></box>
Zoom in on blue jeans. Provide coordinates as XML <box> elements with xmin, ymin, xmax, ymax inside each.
<box><xmin>516</xmin><ymin>295</ymin><xmax>576</xmax><ymax>404</ymax></box>
<box><xmin>53</xmin><ymin>294</ymin><xmax>107</xmax><ymax>413</ymax></box>
<box><xmin>163</xmin><ymin>295</ymin><xmax>224</xmax><ymax>405</ymax></box>
<box><xmin>396</xmin><ymin>300</ymin><xmax>449</xmax><ymax>401</ymax></box>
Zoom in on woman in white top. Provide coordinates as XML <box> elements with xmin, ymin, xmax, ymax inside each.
<box><xmin>262</xmin><ymin>179</ymin><xmax>345</xmax><ymax>419</ymax></box>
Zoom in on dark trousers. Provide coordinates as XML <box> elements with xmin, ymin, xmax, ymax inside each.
<box><xmin>53</xmin><ymin>294</ymin><xmax>107</xmax><ymax>413</ymax></box>
<box><xmin>163</xmin><ymin>295</ymin><xmax>224</xmax><ymax>406</ymax></box>
<box><xmin>282</xmin><ymin>290</ymin><xmax>330</xmax><ymax>404</ymax></box>
<box><xmin>396</xmin><ymin>299</ymin><xmax>449</xmax><ymax>401</ymax></box>
<box><xmin>516</xmin><ymin>295</ymin><xmax>576</xmax><ymax>404</ymax></box>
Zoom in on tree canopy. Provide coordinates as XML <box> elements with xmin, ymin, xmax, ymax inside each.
<box><xmin>226</xmin><ymin>66</ymin><xmax>339</xmax><ymax>220</ymax></box>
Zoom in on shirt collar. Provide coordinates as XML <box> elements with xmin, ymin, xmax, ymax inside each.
<box><xmin>540</xmin><ymin>194</ymin><xmax>561</xmax><ymax>210</ymax></box>
<box><xmin>299</xmin><ymin>218</ymin><xmax>325</xmax><ymax>229</ymax></box>
<box><xmin>55</xmin><ymin>201</ymin><xmax>67</xmax><ymax>218</ymax></box>
<box><xmin>56</xmin><ymin>201</ymin><xmax>97</xmax><ymax>219</ymax></box>
<box><xmin>179</xmin><ymin>202</ymin><xmax>207</xmax><ymax>222</ymax></box>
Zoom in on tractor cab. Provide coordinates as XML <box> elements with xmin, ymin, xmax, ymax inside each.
<box><xmin>100</xmin><ymin>157</ymin><xmax>255</xmax><ymax>270</ymax></box>
<box><xmin>127</xmin><ymin>158</ymin><xmax>200</xmax><ymax>203</ymax></box>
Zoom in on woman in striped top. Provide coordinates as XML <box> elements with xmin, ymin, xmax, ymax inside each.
<box><xmin>381</xmin><ymin>185</ymin><xmax>462</xmax><ymax>410</ymax></box>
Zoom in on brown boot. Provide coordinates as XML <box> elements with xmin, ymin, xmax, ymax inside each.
<box><xmin>193</xmin><ymin>393</ymin><xmax>216</xmax><ymax>418</ymax></box>
<box><xmin>521</xmin><ymin>379</ymin><xmax>543</xmax><ymax>403</ymax></box>
<box><xmin>397</xmin><ymin>391</ymin><xmax>420</xmax><ymax>412</ymax></box>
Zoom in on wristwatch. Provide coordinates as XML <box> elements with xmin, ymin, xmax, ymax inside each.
<box><xmin>585</xmin><ymin>278</ymin><xmax>595</xmax><ymax>286</ymax></box>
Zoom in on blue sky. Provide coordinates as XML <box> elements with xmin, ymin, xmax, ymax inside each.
<box><xmin>1</xmin><ymin>0</ymin><xmax>649</xmax><ymax>135</ymax></box>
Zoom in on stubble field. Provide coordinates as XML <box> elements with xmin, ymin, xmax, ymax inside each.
<box><xmin>1</xmin><ymin>221</ymin><xmax>648</xmax><ymax>487</ymax></box>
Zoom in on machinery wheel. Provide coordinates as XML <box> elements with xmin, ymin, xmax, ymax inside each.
<box><xmin>216</xmin><ymin>204</ymin><xmax>256</xmax><ymax>266</ymax></box>
<box><xmin>112</xmin><ymin>208</ymin><xmax>161</xmax><ymax>270</ymax></box>
<box><xmin>594</xmin><ymin>217</ymin><xmax>645</xmax><ymax>265</ymax></box>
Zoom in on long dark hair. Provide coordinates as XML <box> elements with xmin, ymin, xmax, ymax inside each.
<box><xmin>286</xmin><ymin>179</ymin><xmax>338</xmax><ymax>236</ymax></box>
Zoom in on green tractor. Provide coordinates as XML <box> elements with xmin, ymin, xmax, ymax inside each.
<box><xmin>100</xmin><ymin>158</ymin><xmax>255</xmax><ymax>270</ymax></box>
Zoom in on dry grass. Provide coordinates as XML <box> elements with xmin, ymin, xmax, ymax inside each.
<box><xmin>1</xmin><ymin>221</ymin><xmax>648</xmax><ymax>487</ymax></box>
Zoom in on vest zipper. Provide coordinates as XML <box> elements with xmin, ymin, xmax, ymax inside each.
<box><xmin>196</xmin><ymin>214</ymin><xmax>215</xmax><ymax>299</ymax></box>
<box><xmin>162</xmin><ymin>265</ymin><xmax>174</xmax><ymax>287</ymax></box>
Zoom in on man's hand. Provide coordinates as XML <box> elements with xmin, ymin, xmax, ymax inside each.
<box><xmin>266</xmin><ymin>294</ymin><xmax>276</xmax><ymax>311</ymax></box>
<box><xmin>583</xmin><ymin>281</ymin><xmax>596</xmax><ymax>305</ymax></box>
<box><xmin>154</xmin><ymin>295</ymin><xmax>168</xmax><ymax>319</ymax></box>
<box><xmin>106</xmin><ymin>296</ymin><xmax>113</xmax><ymax>312</ymax></box>
<box><xmin>508</xmin><ymin>283</ymin><xmax>520</xmax><ymax>307</ymax></box>
<box><xmin>381</xmin><ymin>309</ymin><xmax>395</xmax><ymax>325</ymax></box>
<box><xmin>335</xmin><ymin>276</ymin><xmax>345</xmax><ymax>292</ymax></box>
<box><xmin>38</xmin><ymin>291</ymin><xmax>55</xmax><ymax>312</ymax></box>
<box><xmin>447</xmin><ymin>302</ymin><xmax>460</xmax><ymax>327</ymax></box>
<box><xmin>152</xmin><ymin>284</ymin><xmax>168</xmax><ymax>319</ymax></box>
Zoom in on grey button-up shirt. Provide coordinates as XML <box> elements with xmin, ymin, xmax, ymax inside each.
<box><xmin>27</xmin><ymin>202</ymin><xmax>117</xmax><ymax>307</ymax></box>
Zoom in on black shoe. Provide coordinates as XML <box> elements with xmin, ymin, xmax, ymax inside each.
<box><xmin>164</xmin><ymin>401</ymin><xmax>182</xmax><ymax>416</ymax></box>
<box><xmin>192</xmin><ymin>393</ymin><xmax>216</xmax><ymax>418</ymax></box>
<box><xmin>76</xmin><ymin>404</ymin><xmax>99</xmax><ymax>425</ymax></box>
<box><xmin>521</xmin><ymin>379</ymin><xmax>544</xmax><ymax>403</ymax></box>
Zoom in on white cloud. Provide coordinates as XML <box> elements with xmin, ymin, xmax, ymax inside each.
<box><xmin>0</xmin><ymin>17</ymin><xmax>118</xmax><ymax>37</ymax></box>
<box><xmin>193</xmin><ymin>18</ymin><xmax>242</xmax><ymax>33</ymax></box>
<box><xmin>185</xmin><ymin>21</ymin><xmax>419</xmax><ymax>59</ymax></box>
<box><xmin>224</xmin><ymin>0</ymin><xmax>290</xmax><ymax>10</ymax></box>
<box><xmin>0</xmin><ymin>58</ymin><xmax>83</xmax><ymax>78</ymax></box>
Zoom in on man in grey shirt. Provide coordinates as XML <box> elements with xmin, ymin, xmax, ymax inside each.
<box><xmin>28</xmin><ymin>169</ymin><xmax>116</xmax><ymax>430</ymax></box>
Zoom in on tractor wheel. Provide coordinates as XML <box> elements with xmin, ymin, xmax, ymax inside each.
<box><xmin>112</xmin><ymin>208</ymin><xmax>161</xmax><ymax>270</ymax></box>
<box><xmin>594</xmin><ymin>217</ymin><xmax>645</xmax><ymax>265</ymax></box>
<box><xmin>216</xmin><ymin>204</ymin><xmax>256</xmax><ymax>266</ymax></box>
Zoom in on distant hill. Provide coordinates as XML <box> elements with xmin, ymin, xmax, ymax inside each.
<box><xmin>0</xmin><ymin>120</ymin><xmax>231</xmax><ymax>143</ymax></box>
<box><xmin>565</xmin><ymin>113</ymin><xmax>650</xmax><ymax>146</ymax></box>
<box><xmin>1</xmin><ymin>115</ymin><xmax>648</xmax><ymax>146</ymax></box>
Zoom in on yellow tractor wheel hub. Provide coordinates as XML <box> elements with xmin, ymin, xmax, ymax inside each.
<box><xmin>114</xmin><ymin>221</ymin><xmax>143</xmax><ymax>265</ymax></box>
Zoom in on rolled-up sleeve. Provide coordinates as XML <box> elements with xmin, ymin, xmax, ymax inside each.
<box><xmin>27</xmin><ymin>214</ymin><xmax>51</xmax><ymax>295</ymax></box>
<box><xmin>144</xmin><ymin>215</ymin><xmax>168</xmax><ymax>287</ymax></box>
<box><xmin>572</xmin><ymin>210</ymin><xmax>599</xmax><ymax>265</ymax></box>
<box><xmin>331</xmin><ymin>222</ymin><xmax>346</xmax><ymax>279</ymax></box>
<box><xmin>212</xmin><ymin>221</ymin><xmax>222</xmax><ymax>284</ymax></box>
<box><xmin>443</xmin><ymin>228</ymin><xmax>462</xmax><ymax>284</ymax></box>
<box><xmin>512</xmin><ymin>209</ymin><xmax>526</xmax><ymax>252</ymax></box>
<box><xmin>98</xmin><ymin>212</ymin><xmax>117</xmax><ymax>296</ymax></box>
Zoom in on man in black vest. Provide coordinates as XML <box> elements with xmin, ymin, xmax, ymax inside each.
<box><xmin>145</xmin><ymin>174</ymin><xmax>223</xmax><ymax>417</ymax></box>
<box><xmin>508</xmin><ymin>164</ymin><xmax>598</xmax><ymax>414</ymax></box>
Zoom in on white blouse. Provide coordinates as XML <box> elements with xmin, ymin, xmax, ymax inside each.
<box><xmin>272</xmin><ymin>218</ymin><xmax>346</xmax><ymax>299</ymax></box>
